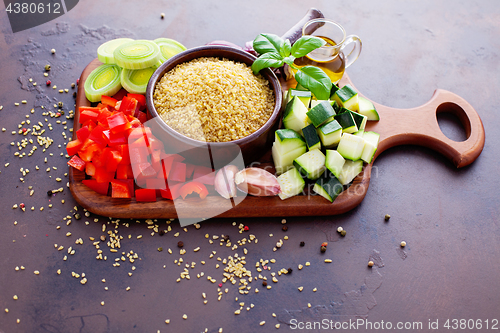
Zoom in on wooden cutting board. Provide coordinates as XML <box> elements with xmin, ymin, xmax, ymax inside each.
<box><xmin>68</xmin><ymin>58</ymin><xmax>485</xmax><ymax>219</ymax></box>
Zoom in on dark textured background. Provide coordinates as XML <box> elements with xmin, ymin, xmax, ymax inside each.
<box><xmin>0</xmin><ymin>1</ymin><xmax>499</xmax><ymax>332</ymax></box>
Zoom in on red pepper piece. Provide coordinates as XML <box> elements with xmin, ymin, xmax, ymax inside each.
<box><xmin>110</xmin><ymin>179</ymin><xmax>134</xmax><ymax>198</ymax></box>
<box><xmin>85</xmin><ymin>161</ymin><xmax>97</xmax><ymax>177</ymax></box>
<box><xmin>135</xmin><ymin>188</ymin><xmax>157</xmax><ymax>202</ymax></box>
<box><xmin>119</xmin><ymin>96</ymin><xmax>138</xmax><ymax>116</ymax></box>
<box><xmin>66</xmin><ymin>138</ymin><xmax>83</xmax><ymax>156</ymax></box>
<box><xmin>116</xmin><ymin>164</ymin><xmax>134</xmax><ymax>180</ymax></box>
<box><xmin>102</xmin><ymin>148</ymin><xmax>123</xmax><ymax>173</ymax></box>
<box><xmin>127</xmin><ymin>93</ymin><xmax>146</xmax><ymax>110</ymax></box>
<box><xmin>101</xmin><ymin>95</ymin><xmax>118</xmax><ymax>109</ymax></box>
<box><xmin>94</xmin><ymin>167</ymin><xmax>115</xmax><ymax>183</ymax></box>
<box><xmin>67</xmin><ymin>155</ymin><xmax>86</xmax><ymax>171</ymax></box>
<box><xmin>88</xmin><ymin>125</ymin><xmax>108</xmax><ymax>146</ymax></box>
<box><xmin>76</xmin><ymin>126</ymin><xmax>90</xmax><ymax>142</ymax></box>
<box><xmin>112</xmin><ymin>88</ymin><xmax>128</xmax><ymax>102</ymax></box>
<box><xmin>79</xmin><ymin>110</ymin><xmax>100</xmax><ymax>124</ymax></box>
<box><xmin>82</xmin><ymin>179</ymin><xmax>109</xmax><ymax>196</ymax></box>
<box><xmin>179</xmin><ymin>181</ymin><xmax>209</xmax><ymax>200</ymax></box>
<box><xmin>168</xmin><ymin>161</ymin><xmax>186</xmax><ymax>183</ymax></box>
<box><xmin>159</xmin><ymin>182</ymin><xmax>183</xmax><ymax>200</ymax></box>
<box><xmin>107</xmin><ymin>112</ymin><xmax>131</xmax><ymax>134</ymax></box>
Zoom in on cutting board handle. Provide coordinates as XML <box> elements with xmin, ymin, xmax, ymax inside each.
<box><xmin>368</xmin><ymin>89</ymin><xmax>485</xmax><ymax>168</ymax></box>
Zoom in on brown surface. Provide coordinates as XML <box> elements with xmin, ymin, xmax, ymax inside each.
<box><xmin>70</xmin><ymin>59</ymin><xmax>484</xmax><ymax>219</ymax></box>
<box><xmin>1</xmin><ymin>2</ymin><xmax>499</xmax><ymax>333</ymax></box>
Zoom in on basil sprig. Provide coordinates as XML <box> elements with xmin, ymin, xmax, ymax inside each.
<box><xmin>251</xmin><ymin>33</ymin><xmax>332</xmax><ymax>100</ymax></box>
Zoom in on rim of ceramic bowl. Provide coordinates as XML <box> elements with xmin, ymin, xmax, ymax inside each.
<box><xmin>145</xmin><ymin>45</ymin><xmax>282</xmax><ymax>148</ymax></box>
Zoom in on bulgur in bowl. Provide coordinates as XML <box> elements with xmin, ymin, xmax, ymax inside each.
<box><xmin>146</xmin><ymin>45</ymin><xmax>282</xmax><ymax>166</ymax></box>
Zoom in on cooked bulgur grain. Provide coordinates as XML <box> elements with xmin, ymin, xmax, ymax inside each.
<box><xmin>153</xmin><ymin>57</ymin><xmax>275</xmax><ymax>142</ymax></box>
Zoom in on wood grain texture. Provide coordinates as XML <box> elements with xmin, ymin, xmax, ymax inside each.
<box><xmin>69</xmin><ymin>58</ymin><xmax>485</xmax><ymax>219</ymax></box>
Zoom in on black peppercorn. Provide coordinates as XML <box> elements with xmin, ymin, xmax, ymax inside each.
<box><xmin>262</xmin><ymin>281</ymin><xmax>267</xmax><ymax>286</ymax></box>
<box><xmin>287</xmin><ymin>268</ymin><xmax>292</xmax><ymax>274</ymax></box>
<box><xmin>73</xmin><ymin>92</ymin><xmax>77</xmax><ymax>98</ymax></box>
<box><xmin>282</xmin><ymin>226</ymin><xmax>288</xmax><ymax>231</ymax></box>
<box><xmin>300</xmin><ymin>241</ymin><xmax>305</xmax><ymax>247</ymax></box>
<box><xmin>320</xmin><ymin>246</ymin><xmax>327</xmax><ymax>253</ymax></box>
<box><xmin>159</xmin><ymin>230</ymin><xmax>165</xmax><ymax>236</ymax></box>
<box><xmin>47</xmin><ymin>190</ymin><xmax>53</xmax><ymax>196</ymax></box>
<box><xmin>177</xmin><ymin>241</ymin><xmax>184</xmax><ymax>248</ymax></box>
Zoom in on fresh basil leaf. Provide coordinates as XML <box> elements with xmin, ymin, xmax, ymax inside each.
<box><xmin>282</xmin><ymin>55</ymin><xmax>295</xmax><ymax>66</ymax></box>
<box><xmin>251</xmin><ymin>52</ymin><xmax>284</xmax><ymax>74</ymax></box>
<box><xmin>253</xmin><ymin>33</ymin><xmax>284</xmax><ymax>55</ymax></box>
<box><xmin>295</xmin><ymin>66</ymin><xmax>332</xmax><ymax>100</ymax></box>
<box><xmin>291</xmin><ymin>36</ymin><xmax>326</xmax><ymax>58</ymax></box>
<box><xmin>279</xmin><ymin>39</ymin><xmax>291</xmax><ymax>58</ymax></box>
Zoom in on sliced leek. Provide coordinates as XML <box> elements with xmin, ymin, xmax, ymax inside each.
<box><xmin>120</xmin><ymin>66</ymin><xmax>156</xmax><ymax>94</ymax></box>
<box><xmin>154</xmin><ymin>38</ymin><xmax>187</xmax><ymax>63</ymax></box>
<box><xmin>97</xmin><ymin>38</ymin><xmax>134</xmax><ymax>64</ymax></box>
<box><xmin>84</xmin><ymin>64</ymin><xmax>122</xmax><ymax>102</ymax></box>
<box><xmin>113</xmin><ymin>40</ymin><xmax>160</xmax><ymax>70</ymax></box>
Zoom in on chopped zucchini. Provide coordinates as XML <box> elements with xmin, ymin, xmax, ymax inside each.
<box><xmin>283</xmin><ymin>97</ymin><xmax>310</xmax><ymax>134</ymax></box>
<box><xmin>337</xmin><ymin>133</ymin><xmax>365</xmax><ymax>161</ymax></box>
<box><xmin>293</xmin><ymin>149</ymin><xmax>326</xmax><ymax>180</ymax></box>
<box><xmin>277</xmin><ymin>167</ymin><xmax>305</xmax><ymax>200</ymax></box>
<box><xmin>334</xmin><ymin>112</ymin><xmax>358</xmax><ymax>134</ymax></box>
<box><xmin>313</xmin><ymin>172</ymin><xmax>344</xmax><ymax>203</ymax></box>
<box><xmin>317</xmin><ymin>120</ymin><xmax>342</xmax><ymax>147</ymax></box>
<box><xmin>302</xmin><ymin>124</ymin><xmax>321</xmax><ymax>151</ymax></box>
<box><xmin>338</xmin><ymin>160</ymin><xmax>364</xmax><ymax>185</ymax></box>
<box><xmin>295</xmin><ymin>82</ymin><xmax>309</xmax><ymax>91</ymax></box>
<box><xmin>286</xmin><ymin>89</ymin><xmax>312</xmax><ymax>107</ymax></box>
<box><xmin>332</xmin><ymin>84</ymin><xmax>359</xmax><ymax>111</ymax></box>
<box><xmin>360</xmin><ymin>131</ymin><xmax>380</xmax><ymax>164</ymax></box>
<box><xmin>358</xmin><ymin>96</ymin><xmax>380</xmax><ymax>121</ymax></box>
<box><xmin>353</xmin><ymin>129</ymin><xmax>365</xmax><ymax>137</ymax></box>
<box><xmin>330</xmin><ymin>83</ymin><xmax>340</xmax><ymax>98</ymax></box>
<box><xmin>272</xmin><ymin>142</ymin><xmax>307</xmax><ymax>175</ymax></box>
<box><xmin>306</xmin><ymin>101</ymin><xmax>336</xmax><ymax>127</ymax></box>
<box><xmin>348</xmin><ymin>111</ymin><xmax>367</xmax><ymax>131</ymax></box>
<box><xmin>325</xmin><ymin>150</ymin><xmax>345</xmax><ymax>179</ymax></box>
<box><xmin>274</xmin><ymin>129</ymin><xmax>306</xmax><ymax>155</ymax></box>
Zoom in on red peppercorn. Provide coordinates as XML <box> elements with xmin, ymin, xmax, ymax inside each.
<box><xmin>218</xmin><ymin>283</ymin><xmax>222</xmax><ymax>288</ymax></box>
<box><xmin>243</xmin><ymin>226</ymin><xmax>249</xmax><ymax>231</ymax></box>
<box><xmin>22</xmin><ymin>128</ymin><xmax>27</xmax><ymax>133</ymax></box>
<box><xmin>19</xmin><ymin>203</ymin><xmax>25</xmax><ymax>208</ymax></box>
<box><xmin>46</xmin><ymin>80</ymin><xmax>51</xmax><ymax>86</ymax></box>
<box><xmin>321</xmin><ymin>242</ymin><xmax>328</xmax><ymax>247</ymax></box>
<box><xmin>56</xmin><ymin>112</ymin><xmax>61</xmax><ymax>117</ymax></box>
<box><xmin>76</xmin><ymin>78</ymin><xmax>79</xmax><ymax>85</ymax></box>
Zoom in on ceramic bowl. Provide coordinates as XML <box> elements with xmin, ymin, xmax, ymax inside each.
<box><xmin>145</xmin><ymin>45</ymin><xmax>282</xmax><ymax>168</ymax></box>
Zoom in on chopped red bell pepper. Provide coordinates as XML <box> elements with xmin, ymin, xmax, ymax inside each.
<box><xmin>110</xmin><ymin>179</ymin><xmax>134</xmax><ymax>198</ymax></box>
<box><xmin>168</xmin><ymin>161</ymin><xmax>186</xmax><ymax>182</ymax></box>
<box><xmin>82</xmin><ymin>120</ymin><xmax>97</xmax><ymax>132</ymax></box>
<box><xmin>102</xmin><ymin>148</ymin><xmax>123</xmax><ymax>173</ymax></box>
<box><xmin>82</xmin><ymin>179</ymin><xmax>109</xmax><ymax>196</ymax></box>
<box><xmin>159</xmin><ymin>182</ymin><xmax>183</xmax><ymax>200</ymax></box>
<box><xmin>102</xmin><ymin>130</ymin><xmax>128</xmax><ymax>146</ymax></box>
<box><xmin>112</xmin><ymin>88</ymin><xmax>128</xmax><ymax>102</ymax></box>
<box><xmin>101</xmin><ymin>95</ymin><xmax>118</xmax><ymax>109</ymax></box>
<box><xmin>136</xmin><ymin>111</ymin><xmax>148</xmax><ymax>124</ymax></box>
<box><xmin>85</xmin><ymin>161</ymin><xmax>97</xmax><ymax>177</ymax></box>
<box><xmin>116</xmin><ymin>164</ymin><xmax>134</xmax><ymax>179</ymax></box>
<box><xmin>179</xmin><ymin>181</ymin><xmax>209</xmax><ymax>200</ymax></box>
<box><xmin>76</xmin><ymin>126</ymin><xmax>90</xmax><ymax>142</ymax></box>
<box><xmin>79</xmin><ymin>110</ymin><xmax>100</xmax><ymax>124</ymax></box>
<box><xmin>107</xmin><ymin>112</ymin><xmax>131</xmax><ymax>134</ymax></box>
<box><xmin>94</xmin><ymin>166</ymin><xmax>115</xmax><ymax>183</ymax></box>
<box><xmin>127</xmin><ymin>93</ymin><xmax>146</xmax><ymax>110</ymax></box>
<box><xmin>192</xmin><ymin>165</ymin><xmax>216</xmax><ymax>185</ymax></box>
<box><xmin>77</xmin><ymin>140</ymin><xmax>103</xmax><ymax>163</ymax></box>
<box><xmin>145</xmin><ymin>178</ymin><xmax>167</xmax><ymax>190</ymax></box>
<box><xmin>97</xmin><ymin>107</ymin><xmax>113</xmax><ymax>128</ymax></box>
<box><xmin>150</xmin><ymin>150</ymin><xmax>162</xmax><ymax>173</ymax></box>
<box><xmin>128</xmin><ymin>126</ymin><xmax>152</xmax><ymax>143</ymax></box>
<box><xmin>160</xmin><ymin>154</ymin><xmax>185</xmax><ymax>178</ymax></box>
<box><xmin>129</xmin><ymin>147</ymin><xmax>149</xmax><ymax>165</ymax></box>
<box><xmin>119</xmin><ymin>96</ymin><xmax>138</xmax><ymax>116</ymax></box>
<box><xmin>67</xmin><ymin>155</ymin><xmax>86</xmax><ymax>171</ymax></box>
<box><xmin>115</xmin><ymin>144</ymin><xmax>131</xmax><ymax>165</ymax></box>
<box><xmin>88</xmin><ymin>125</ymin><xmax>108</xmax><ymax>146</ymax></box>
<box><xmin>66</xmin><ymin>138</ymin><xmax>83</xmax><ymax>156</ymax></box>
<box><xmin>135</xmin><ymin>188</ymin><xmax>157</xmax><ymax>202</ymax></box>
